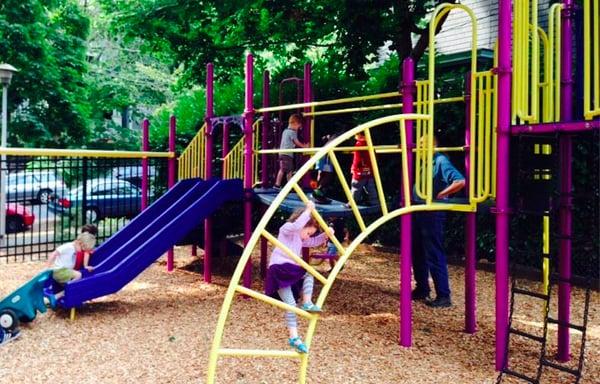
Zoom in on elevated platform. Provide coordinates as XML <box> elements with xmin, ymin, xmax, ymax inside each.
<box><xmin>253</xmin><ymin>187</ymin><xmax>381</xmax><ymax>218</ymax></box>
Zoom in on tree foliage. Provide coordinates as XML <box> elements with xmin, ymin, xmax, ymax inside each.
<box><xmin>0</xmin><ymin>0</ymin><xmax>91</xmax><ymax>147</ymax></box>
<box><xmin>98</xmin><ymin>0</ymin><xmax>456</xmax><ymax>84</ymax></box>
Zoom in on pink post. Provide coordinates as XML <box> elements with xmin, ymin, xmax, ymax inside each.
<box><xmin>222</xmin><ymin>123</ymin><xmax>230</xmax><ymax>166</ymax></box>
<box><xmin>260</xmin><ymin>71</ymin><xmax>270</xmax><ymax>278</ymax></box>
<box><xmin>204</xmin><ymin>63</ymin><xmax>215</xmax><ymax>283</ymax></box>
<box><xmin>464</xmin><ymin>74</ymin><xmax>477</xmax><ymax>334</ymax></box>
<box><xmin>400</xmin><ymin>57</ymin><xmax>415</xmax><ymax>347</ymax></box>
<box><xmin>243</xmin><ymin>54</ymin><xmax>255</xmax><ymax>288</ymax></box>
<box><xmin>302</xmin><ymin>63</ymin><xmax>313</xmax><ymax>188</ymax></box>
<box><xmin>495</xmin><ymin>0</ymin><xmax>512</xmax><ymax>371</ymax></box>
<box><xmin>141</xmin><ymin>119</ymin><xmax>149</xmax><ymax>211</ymax></box>
<box><xmin>167</xmin><ymin>115</ymin><xmax>176</xmax><ymax>272</ymax></box>
<box><xmin>558</xmin><ymin>0</ymin><xmax>575</xmax><ymax>362</ymax></box>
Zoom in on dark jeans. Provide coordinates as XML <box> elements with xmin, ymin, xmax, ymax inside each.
<box><xmin>412</xmin><ymin>211</ymin><xmax>451</xmax><ymax>298</ymax></box>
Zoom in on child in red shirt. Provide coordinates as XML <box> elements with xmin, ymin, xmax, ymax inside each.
<box><xmin>350</xmin><ymin>132</ymin><xmax>379</xmax><ymax>206</ymax></box>
<box><xmin>74</xmin><ymin>224</ymin><xmax>97</xmax><ymax>272</ymax></box>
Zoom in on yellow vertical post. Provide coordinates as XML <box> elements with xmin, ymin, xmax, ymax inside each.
<box><xmin>70</xmin><ymin>308</ymin><xmax>76</xmax><ymax>321</ymax></box>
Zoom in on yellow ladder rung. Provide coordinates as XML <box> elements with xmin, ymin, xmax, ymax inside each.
<box><xmin>218</xmin><ymin>348</ymin><xmax>302</xmax><ymax>359</ymax></box>
<box><xmin>235</xmin><ymin>286</ymin><xmax>316</xmax><ymax>319</ymax></box>
<box><xmin>261</xmin><ymin>230</ymin><xmax>328</xmax><ymax>285</ymax></box>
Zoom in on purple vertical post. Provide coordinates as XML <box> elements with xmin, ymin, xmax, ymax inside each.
<box><xmin>495</xmin><ymin>0</ymin><xmax>512</xmax><ymax>371</ymax></box>
<box><xmin>167</xmin><ymin>115</ymin><xmax>176</xmax><ymax>272</ymax></box>
<box><xmin>243</xmin><ymin>54</ymin><xmax>255</xmax><ymax>288</ymax></box>
<box><xmin>260</xmin><ymin>71</ymin><xmax>270</xmax><ymax>278</ymax></box>
<box><xmin>400</xmin><ymin>57</ymin><xmax>415</xmax><ymax>347</ymax></box>
<box><xmin>222</xmin><ymin>123</ymin><xmax>230</xmax><ymax>169</ymax></box>
<box><xmin>464</xmin><ymin>74</ymin><xmax>477</xmax><ymax>334</ymax></box>
<box><xmin>204</xmin><ymin>63</ymin><xmax>215</xmax><ymax>283</ymax></box>
<box><xmin>302</xmin><ymin>63</ymin><xmax>313</xmax><ymax>188</ymax></box>
<box><xmin>141</xmin><ymin>119</ymin><xmax>149</xmax><ymax>211</ymax></box>
<box><xmin>558</xmin><ymin>0</ymin><xmax>575</xmax><ymax>362</ymax></box>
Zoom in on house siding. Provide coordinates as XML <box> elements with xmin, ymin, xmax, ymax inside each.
<box><xmin>434</xmin><ymin>0</ymin><xmax>551</xmax><ymax>55</ymax></box>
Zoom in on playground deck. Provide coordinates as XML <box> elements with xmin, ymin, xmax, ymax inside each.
<box><xmin>0</xmin><ymin>246</ymin><xmax>597</xmax><ymax>384</ymax></box>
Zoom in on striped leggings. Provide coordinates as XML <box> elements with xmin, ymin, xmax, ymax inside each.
<box><xmin>277</xmin><ymin>273</ymin><xmax>314</xmax><ymax>328</ymax></box>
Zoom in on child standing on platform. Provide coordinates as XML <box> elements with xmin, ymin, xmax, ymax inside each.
<box><xmin>312</xmin><ymin>134</ymin><xmax>336</xmax><ymax>204</ymax></box>
<box><xmin>350</xmin><ymin>131</ymin><xmax>379</xmax><ymax>206</ymax></box>
<box><xmin>274</xmin><ymin>114</ymin><xmax>308</xmax><ymax>189</ymax></box>
<box><xmin>265</xmin><ymin>201</ymin><xmax>333</xmax><ymax>353</ymax></box>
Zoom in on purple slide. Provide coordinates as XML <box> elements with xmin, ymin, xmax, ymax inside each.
<box><xmin>61</xmin><ymin>178</ymin><xmax>242</xmax><ymax>308</ymax></box>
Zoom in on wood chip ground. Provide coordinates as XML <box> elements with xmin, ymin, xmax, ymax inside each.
<box><xmin>0</xmin><ymin>245</ymin><xmax>598</xmax><ymax>383</ymax></box>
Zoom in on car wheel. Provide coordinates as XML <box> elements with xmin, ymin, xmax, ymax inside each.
<box><xmin>85</xmin><ymin>207</ymin><xmax>99</xmax><ymax>223</ymax></box>
<box><xmin>37</xmin><ymin>189</ymin><xmax>52</xmax><ymax>204</ymax></box>
<box><xmin>0</xmin><ymin>309</ymin><xmax>19</xmax><ymax>331</ymax></box>
<box><xmin>6</xmin><ymin>216</ymin><xmax>23</xmax><ymax>233</ymax></box>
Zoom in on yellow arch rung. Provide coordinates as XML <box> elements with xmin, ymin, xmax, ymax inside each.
<box><xmin>261</xmin><ymin>230</ymin><xmax>328</xmax><ymax>285</ymax></box>
<box><xmin>291</xmin><ymin>184</ymin><xmax>346</xmax><ymax>255</ymax></box>
<box><xmin>235</xmin><ymin>286</ymin><xmax>316</xmax><ymax>320</ymax></box>
<box><xmin>219</xmin><ymin>348</ymin><xmax>302</xmax><ymax>359</ymax></box>
<box><xmin>328</xmin><ymin>151</ymin><xmax>367</xmax><ymax>231</ymax></box>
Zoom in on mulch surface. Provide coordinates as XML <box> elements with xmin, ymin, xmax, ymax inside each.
<box><xmin>0</xmin><ymin>245</ymin><xmax>598</xmax><ymax>383</ymax></box>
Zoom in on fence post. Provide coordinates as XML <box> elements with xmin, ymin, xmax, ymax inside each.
<box><xmin>167</xmin><ymin>115</ymin><xmax>176</xmax><ymax>272</ymax></box>
<box><xmin>82</xmin><ymin>157</ymin><xmax>88</xmax><ymax>229</ymax></box>
<box><xmin>141</xmin><ymin>119</ymin><xmax>149</xmax><ymax>211</ymax></box>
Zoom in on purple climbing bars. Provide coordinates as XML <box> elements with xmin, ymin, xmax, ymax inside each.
<box><xmin>167</xmin><ymin>115</ymin><xmax>176</xmax><ymax>272</ymax></box>
<box><xmin>495</xmin><ymin>0</ymin><xmax>512</xmax><ymax>371</ymax></box>
<box><xmin>205</xmin><ymin>63</ymin><xmax>215</xmax><ymax>283</ymax></box>
<box><xmin>141</xmin><ymin>119</ymin><xmax>150</xmax><ymax>211</ymax></box>
<box><xmin>400</xmin><ymin>57</ymin><xmax>415</xmax><ymax>347</ymax></box>
<box><xmin>243</xmin><ymin>54</ymin><xmax>254</xmax><ymax>288</ymax></box>
<box><xmin>464</xmin><ymin>74</ymin><xmax>477</xmax><ymax>334</ymax></box>
<box><xmin>557</xmin><ymin>0</ymin><xmax>575</xmax><ymax>362</ymax></box>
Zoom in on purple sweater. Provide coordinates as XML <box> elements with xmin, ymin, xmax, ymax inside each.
<box><xmin>268</xmin><ymin>210</ymin><xmax>328</xmax><ymax>266</ymax></box>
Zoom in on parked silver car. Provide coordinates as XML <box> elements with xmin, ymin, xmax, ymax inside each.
<box><xmin>6</xmin><ymin>170</ymin><xmax>68</xmax><ymax>204</ymax></box>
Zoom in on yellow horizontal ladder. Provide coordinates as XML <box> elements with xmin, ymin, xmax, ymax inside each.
<box><xmin>207</xmin><ymin>113</ymin><xmax>476</xmax><ymax>384</ymax></box>
<box><xmin>178</xmin><ymin>123</ymin><xmax>207</xmax><ymax>180</ymax></box>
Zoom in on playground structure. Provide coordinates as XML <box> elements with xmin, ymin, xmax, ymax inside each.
<box><xmin>0</xmin><ymin>0</ymin><xmax>597</xmax><ymax>383</ymax></box>
<box><xmin>172</xmin><ymin>1</ymin><xmax>599</xmax><ymax>383</ymax></box>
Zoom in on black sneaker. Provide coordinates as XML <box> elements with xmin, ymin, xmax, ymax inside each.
<box><xmin>411</xmin><ymin>289</ymin><xmax>430</xmax><ymax>301</ymax></box>
<box><xmin>425</xmin><ymin>296</ymin><xmax>452</xmax><ymax>308</ymax></box>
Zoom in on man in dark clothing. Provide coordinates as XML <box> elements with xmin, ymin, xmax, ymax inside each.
<box><xmin>412</xmin><ymin>136</ymin><xmax>465</xmax><ymax>308</ymax></box>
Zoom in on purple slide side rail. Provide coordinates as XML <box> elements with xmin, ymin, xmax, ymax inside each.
<box><xmin>62</xmin><ymin>179</ymin><xmax>243</xmax><ymax>308</ymax></box>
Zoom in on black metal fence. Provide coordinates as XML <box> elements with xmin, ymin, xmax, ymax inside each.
<box><xmin>0</xmin><ymin>156</ymin><xmax>169</xmax><ymax>262</ymax></box>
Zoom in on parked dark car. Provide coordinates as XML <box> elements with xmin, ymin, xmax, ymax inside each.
<box><xmin>49</xmin><ymin>179</ymin><xmax>142</xmax><ymax>223</ymax></box>
<box><xmin>6</xmin><ymin>203</ymin><xmax>35</xmax><ymax>233</ymax></box>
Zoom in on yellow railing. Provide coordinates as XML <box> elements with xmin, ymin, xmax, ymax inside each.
<box><xmin>414</xmin><ymin>80</ymin><xmax>431</xmax><ymax>201</ymax></box>
<box><xmin>222</xmin><ymin>121</ymin><xmax>261</xmax><ymax>185</ymax></box>
<box><xmin>584</xmin><ymin>0</ymin><xmax>600</xmax><ymax>119</ymax></box>
<box><xmin>178</xmin><ymin>123</ymin><xmax>207</xmax><ymax>180</ymax></box>
<box><xmin>0</xmin><ymin>148</ymin><xmax>174</xmax><ymax>158</ymax></box>
<box><xmin>207</xmin><ymin>113</ymin><xmax>475</xmax><ymax>384</ymax></box>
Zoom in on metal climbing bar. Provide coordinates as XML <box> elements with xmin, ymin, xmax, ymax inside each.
<box><xmin>178</xmin><ymin>122</ymin><xmax>207</xmax><ymax>180</ymax></box>
<box><xmin>362</xmin><ymin>127</ymin><xmax>388</xmax><ymax>215</ymax></box>
<box><xmin>235</xmin><ymin>286</ymin><xmax>316</xmax><ymax>320</ymax></box>
<box><xmin>218</xmin><ymin>348</ymin><xmax>301</xmax><ymax>359</ymax></box>
<box><xmin>260</xmin><ymin>230</ymin><xmax>328</xmax><ymax>285</ymax></box>
<box><xmin>328</xmin><ymin>151</ymin><xmax>367</xmax><ymax>231</ymax></box>
<box><xmin>255</xmin><ymin>91</ymin><xmax>402</xmax><ymax>113</ymax></box>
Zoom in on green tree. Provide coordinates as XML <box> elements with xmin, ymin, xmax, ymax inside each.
<box><xmin>99</xmin><ymin>0</ymin><xmax>457</xmax><ymax>84</ymax></box>
<box><xmin>0</xmin><ymin>0</ymin><xmax>91</xmax><ymax>147</ymax></box>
